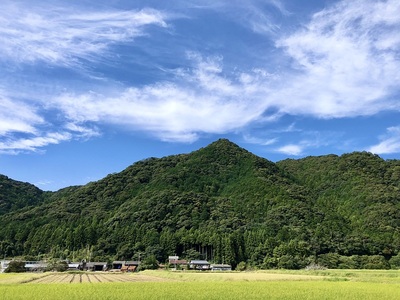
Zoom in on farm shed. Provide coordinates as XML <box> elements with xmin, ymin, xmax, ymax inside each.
<box><xmin>67</xmin><ymin>262</ymin><xmax>81</xmax><ymax>270</ymax></box>
<box><xmin>112</xmin><ymin>261</ymin><xmax>140</xmax><ymax>272</ymax></box>
<box><xmin>0</xmin><ymin>260</ymin><xmax>10</xmax><ymax>273</ymax></box>
<box><xmin>211</xmin><ymin>264</ymin><xmax>232</xmax><ymax>271</ymax></box>
<box><xmin>189</xmin><ymin>260</ymin><xmax>211</xmax><ymax>270</ymax></box>
<box><xmin>124</xmin><ymin>261</ymin><xmax>140</xmax><ymax>272</ymax></box>
<box><xmin>112</xmin><ymin>261</ymin><xmax>125</xmax><ymax>270</ymax></box>
<box><xmin>86</xmin><ymin>262</ymin><xmax>107</xmax><ymax>271</ymax></box>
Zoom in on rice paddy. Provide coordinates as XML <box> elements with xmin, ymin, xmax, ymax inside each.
<box><xmin>0</xmin><ymin>269</ymin><xmax>399</xmax><ymax>299</ymax></box>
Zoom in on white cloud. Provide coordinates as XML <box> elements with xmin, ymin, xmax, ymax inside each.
<box><xmin>243</xmin><ymin>134</ymin><xmax>278</xmax><ymax>146</ymax></box>
<box><xmin>273</xmin><ymin>129</ymin><xmax>339</xmax><ymax>156</ymax></box>
<box><xmin>1</xmin><ymin>0</ymin><xmax>400</xmax><ymax>154</ymax></box>
<box><xmin>50</xmin><ymin>54</ymin><xmax>272</xmax><ymax>142</ymax></box>
<box><xmin>184</xmin><ymin>0</ymin><xmax>285</xmax><ymax>35</ymax></box>
<box><xmin>0</xmin><ymin>132</ymin><xmax>72</xmax><ymax>154</ymax></box>
<box><xmin>368</xmin><ymin>126</ymin><xmax>400</xmax><ymax>154</ymax></box>
<box><xmin>0</xmin><ymin>2</ymin><xmax>168</xmax><ymax>66</ymax></box>
<box><xmin>64</xmin><ymin>123</ymin><xmax>100</xmax><ymax>140</ymax></box>
<box><xmin>275</xmin><ymin>0</ymin><xmax>400</xmax><ymax>118</ymax></box>
<box><xmin>276</xmin><ymin>144</ymin><xmax>303</xmax><ymax>156</ymax></box>
<box><xmin>0</xmin><ymin>93</ymin><xmax>43</xmax><ymax>135</ymax></box>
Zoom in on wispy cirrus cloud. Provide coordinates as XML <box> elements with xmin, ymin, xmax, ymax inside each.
<box><xmin>1</xmin><ymin>0</ymin><xmax>400</xmax><ymax>155</ymax></box>
<box><xmin>51</xmin><ymin>53</ymin><xmax>272</xmax><ymax>142</ymax></box>
<box><xmin>0</xmin><ymin>132</ymin><xmax>72</xmax><ymax>154</ymax></box>
<box><xmin>0</xmin><ymin>2</ymin><xmax>168</xmax><ymax>66</ymax></box>
<box><xmin>0</xmin><ymin>90</ymin><xmax>101</xmax><ymax>153</ymax></box>
<box><xmin>368</xmin><ymin>126</ymin><xmax>400</xmax><ymax>154</ymax></box>
<box><xmin>0</xmin><ymin>93</ymin><xmax>43</xmax><ymax>135</ymax></box>
<box><xmin>189</xmin><ymin>0</ymin><xmax>286</xmax><ymax>35</ymax></box>
<box><xmin>273</xmin><ymin>129</ymin><xmax>342</xmax><ymax>156</ymax></box>
<box><xmin>0</xmin><ymin>1</ymin><xmax>167</xmax><ymax>153</ymax></box>
<box><xmin>274</xmin><ymin>0</ymin><xmax>400</xmax><ymax>119</ymax></box>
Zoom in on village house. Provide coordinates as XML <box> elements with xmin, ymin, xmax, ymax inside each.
<box><xmin>189</xmin><ymin>260</ymin><xmax>211</xmax><ymax>270</ymax></box>
<box><xmin>168</xmin><ymin>256</ymin><xmax>188</xmax><ymax>270</ymax></box>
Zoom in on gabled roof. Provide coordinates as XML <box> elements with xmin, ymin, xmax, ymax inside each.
<box><xmin>125</xmin><ymin>261</ymin><xmax>140</xmax><ymax>265</ymax></box>
<box><xmin>86</xmin><ymin>262</ymin><xmax>107</xmax><ymax>267</ymax></box>
<box><xmin>190</xmin><ymin>260</ymin><xmax>210</xmax><ymax>264</ymax></box>
<box><xmin>211</xmin><ymin>264</ymin><xmax>231</xmax><ymax>268</ymax></box>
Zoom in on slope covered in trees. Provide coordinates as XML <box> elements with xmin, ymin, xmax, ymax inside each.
<box><xmin>0</xmin><ymin>175</ymin><xmax>44</xmax><ymax>216</ymax></box>
<box><xmin>0</xmin><ymin>139</ymin><xmax>399</xmax><ymax>269</ymax></box>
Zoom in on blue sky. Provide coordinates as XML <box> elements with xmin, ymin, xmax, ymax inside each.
<box><xmin>1</xmin><ymin>0</ymin><xmax>400</xmax><ymax>191</ymax></box>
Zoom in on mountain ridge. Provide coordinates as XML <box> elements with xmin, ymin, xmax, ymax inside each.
<box><xmin>0</xmin><ymin>139</ymin><xmax>399</xmax><ymax>269</ymax></box>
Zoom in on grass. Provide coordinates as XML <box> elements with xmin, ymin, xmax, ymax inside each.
<box><xmin>0</xmin><ymin>273</ymin><xmax>48</xmax><ymax>284</ymax></box>
<box><xmin>0</xmin><ymin>269</ymin><xmax>399</xmax><ymax>299</ymax></box>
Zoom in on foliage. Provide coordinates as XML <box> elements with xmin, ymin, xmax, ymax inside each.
<box><xmin>388</xmin><ymin>253</ymin><xmax>400</xmax><ymax>269</ymax></box>
<box><xmin>236</xmin><ymin>261</ymin><xmax>247</xmax><ymax>271</ymax></box>
<box><xmin>138</xmin><ymin>255</ymin><xmax>159</xmax><ymax>270</ymax></box>
<box><xmin>4</xmin><ymin>261</ymin><xmax>26</xmax><ymax>273</ymax></box>
<box><xmin>0</xmin><ymin>175</ymin><xmax>44</xmax><ymax>216</ymax></box>
<box><xmin>45</xmin><ymin>260</ymin><xmax>68</xmax><ymax>272</ymax></box>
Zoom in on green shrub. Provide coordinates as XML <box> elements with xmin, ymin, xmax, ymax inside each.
<box><xmin>4</xmin><ymin>260</ymin><xmax>26</xmax><ymax>273</ymax></box>
<box><xmin>389</xmin><ymin>253</ymin><xmax>400</xmax><ymax>269</ymax></box>
<box><xmin>46</xmin><ymin>260</ymin><xmax>68</xmax><ymax>272</ymax></box>
<box><xmin>236</xmin><ymin>261</ymin><xmax>247</xmax><ymax>271</ymax></box>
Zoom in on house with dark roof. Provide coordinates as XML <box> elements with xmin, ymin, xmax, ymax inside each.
<box><xmin>189</xmin><ymin>260</ymin><xmax>210</xmax><ymax>270</ymax></box>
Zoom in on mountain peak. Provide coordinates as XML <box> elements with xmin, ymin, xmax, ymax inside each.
<box><xmin>203</xmin><ymin>138</ymin><xmax>243</xmax><ymax>152</ymax></box>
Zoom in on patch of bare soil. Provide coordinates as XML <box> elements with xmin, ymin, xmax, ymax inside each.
<box><xmin>27</xmin><ymin>272</ymin><xmax>171</xmax><ymax>284</ymax></box>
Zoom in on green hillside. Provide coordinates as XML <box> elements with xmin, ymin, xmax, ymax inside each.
<box><xmin>1</xmin><ymin>139</ymin><xmax>399</xmax><ymax>269</ymax></box>
<box><xmin>0</xmin><ymin>175</ymin><xmax>44</xmax><ymax>216</ymax></box>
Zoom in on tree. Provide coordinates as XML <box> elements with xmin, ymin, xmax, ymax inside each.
<box><xmin>236</xmin><ymin>261</ymin><xmax>247</xmax><ymax>271</ymax></box>
<box><xmin>5</xmin><ymin>260</ymin><xmax>26</xmax><ymax>273</ymax></box>
<box><xmin>46</xmin><ymin>260</ymin><xmax>68</xmax><ymax>272</ymax></box>
<box><xmin>389</xmin><ymin>253</ymin><xmax>400</xmax><ymax>269</ymax></box>
<box><xmin>138</xmin><ymin>255</ymin><xmax>159</xmax><ymax>270</ymax></box>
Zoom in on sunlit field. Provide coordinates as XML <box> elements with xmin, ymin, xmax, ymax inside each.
<box><xmin>1</xmin><ymin>270</ymin><xmax>399</xmax><ymax>300</ymax></box>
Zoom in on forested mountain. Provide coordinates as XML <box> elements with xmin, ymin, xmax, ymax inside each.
<box><xmin>1</xmin><ymin>139</ymin><xmax>399</xmax><ymax>269</ymax></box>
<box><xmin>0</xmin><ymin>175</ymin><xmax>44</xmax><ymax>216</ymax></box>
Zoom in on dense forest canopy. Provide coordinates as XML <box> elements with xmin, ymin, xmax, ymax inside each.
<box><xmin>1</xmin><ymin>139</ymin><xmax>399</xmax><ymax>269</ymax></box>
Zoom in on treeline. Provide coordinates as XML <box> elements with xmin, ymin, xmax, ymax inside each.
<box><xmin>0</xmin><ymin>139</ymin><xmax>399</xmax><ymax>269</ymax></box>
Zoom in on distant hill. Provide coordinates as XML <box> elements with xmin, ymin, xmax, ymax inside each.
<box><xmin>0</xmin><ymin>175</ymin><xmax>44</xmax><ymax>216</ymax></box>
<box><xmin>0</xmin><ymin>139</ymin><xmax>399</xmax><ymax>269</ymax></box>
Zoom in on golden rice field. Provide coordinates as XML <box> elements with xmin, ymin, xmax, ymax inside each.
<box><xmin>0</xmin><ymin>270</ymin><xmax>399</xmax><ymax>300</ymax></box>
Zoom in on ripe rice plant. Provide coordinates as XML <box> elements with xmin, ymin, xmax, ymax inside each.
<box><xmin>1</xmin><ymin>281</ymin><xmax>400</xmax><ymax>300</ymax></box>
<box><xmin>1</xmin><ymin>270</ymin><xmax>399</xmax><ymax>300</ymax></box>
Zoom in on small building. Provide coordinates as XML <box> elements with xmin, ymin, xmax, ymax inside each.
<box><xmin>112</xmin><ymin>261</ymin><xmax>125</xmax><ymax>270</ymax></box>
<box><xmin>112</xmin><ymin>261</ymin><xmax>141</xmax><ymax>272</ymax></box>
<box><xmin>169</xmin><ymin>259</ymin><xmax>188</xmax><ymax>269</ymax></box>
<box><xmin>0</xmin><ymin>260</ymin><xmax>10</xmax><ymax>273</ymax></box>
<box><xmin>211</xmin><ymin>264</ymin><xmax>232</xmax><ymax>271</ymax></box>
<box><xmin>86</xmin><ymin>262</ymin><xmax>107</xmax><ymax>271</ymax></box>
<box><xmin>124</xmin><ymin>261</ymin><xmax>140</xmax><ymax>272</ymax></box>
<box><xmin>68</xmin><ymin>262</ymin><xmax>81</xmax><ymax>271</ymax></box>
<box><xmin>189</xmin><ymin>260</ymin><xmax>210</xmax><ymax>270</ymax></box>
